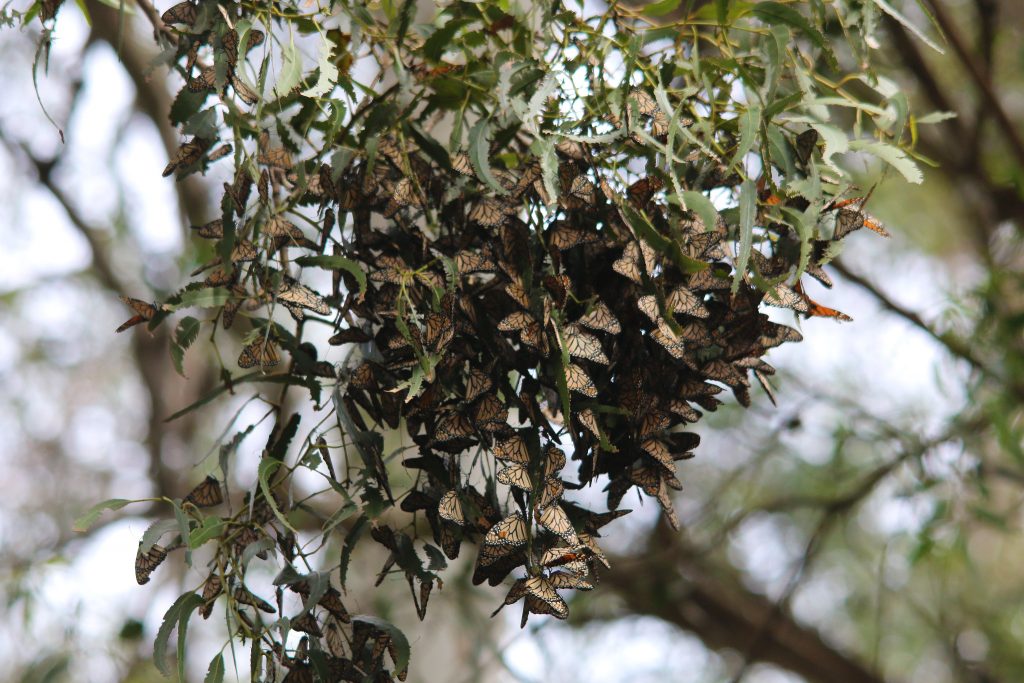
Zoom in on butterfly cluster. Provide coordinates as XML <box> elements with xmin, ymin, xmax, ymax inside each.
<box><xmin>106</xmin><ymin>1</ymin><xmax>894</xmax><ymax>675</ymax></box>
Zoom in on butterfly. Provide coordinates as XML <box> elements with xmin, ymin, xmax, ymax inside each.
<box><xmin>135</xmin><ymin>543</ymin><xmax>169</xmax><ymax>585</ymax></box>
<box><xmin>438</xmin><ymin>490</ymin><xmax>465</xmax><ymax>525</ymax></box>
<box><xmin>524</xmin><ymin>576</ymin><xmax>569</xmax><ymax>619</ymax></box>
<box><xmin>464</xmin><ymin>369</ymin><xmax>493</xmax><ymax>403</ymax></box>
<box><xmin>795</xmin><ymin>129</ymin><xmax>819</xmax><ymax>166</ymax></box>
<box><xmin>667</xmin><ymin>286</ymin><xmax>709</xmax><ymax>318</ymax></box>
<box><xmin>276</xmin><ymin>279</ymin><xmax>330</xmax><ymax>317</ymax></box>
<box><xmin>504</xmin><ymin>278</ymin><xmax>531</xmax><ymax>309</ymax></box>
<box><xmin>160</xmin><ymin>0</ymin><xmax>197</xmax><ymax>26</ymax></box>
<box><xmin>234</xmin><ymin>587</ymin><xmax>276</xmax><ymax>613</ymax></box>
<box><xmin>549</xmin><ymin>225</ymin><xmax>598</xmax><ymax>251</ymax></box>
<box><xmin>568</xmin><ymin>175</ymin><xmax>596</xmax><ymax>204</ymax></box>
<box><xmin>455</xmin><ymin>250</ymin><xmax>497</xmax><ymax>274</ymax></box>
<box><xmin>232</xmin><ymin>76</ymin><xmax>259</xmax><ymax>105</ymax></box>
<box><xmin>497</xmin><ymin>463</ymin><xmax>532</xmax><ymax>491</ymax></box>
<box><xmin>544</xmin><ymin>445</ymin><xmax>566</xmax><ymax>477</ymax></box>
<box><xmin>637</xmin><ymin>294</ymin><xmax>661</xmax><ymax>322</ymax></box>
<box><xmin>762</xmin><ymin>284</ymin><xmax>809</xmax><ymax>313</ymax></box>
<box><xmin>497</xmin><ymin>310</ymin><xmax>536</xmax><ymax>333</ymax></box>
<box><xmin>162</xmin><ymin>137</ymin><xmax>211</xmax><ymax>178</ymax></box>
<box><xmin>238</xmin><ymin>337</ymin><xmax>280</xmax><ymax>369</ymax></box>
<box><xmin>539</xmin><ymin>477</ymin><xmax>565</xmax><ymax>507</ymax></box>
<box><xmin>183</xmin><ymin>476</ymin><xmax>223</xmax><ymax>508</ymax></box>
<box><xmin>494</xmin><ymin>436</ymin><xmax>530</xmax><ymax>464</ymax></box>
<box><xmin>432</xmin><ymin>412</ymin><xmax>474</xmax><ymax>443</ymax></box>
<box><xmin>565</xmin><ymin>363</ymin><xmax>598</xmax><ymax>398</ymax></box>
<box><xmin>641</xmin><ymin>438</ymin><xmax>675</xmax><ymax>471</ymax></box>
<box><xmin>650</xmin><ymin>322</ymin><xmax>687</xmax><ymax>359</ymax></box>
<box><xmin>424</xmin><ymin>312</ymin><xmax>454</xmax><ymax>353</ymax></box>
<box><xmin>116</xmin><ymin>296</ymin><xmax>156</xmax><ymax>333</ymax></box>
<box><xmin>187</xmin><ymin>67</ymin><xmax>216</xmax><ymax>93</ymax></box>
<box><xmin>329</xmin><ymin>328</ymin><xmax>372</xmax><ymax>346</ymax></box>
<box><xmin>483</xmin><ymin>512</ymin><xmax>528</xmax><ymax>548</ymax></box>
<box><xmin>548</xmin><ymin>571</ymin><xmax>593</xmax><ymax>590</ymax></box>
<box><xmin>451</xmin><ymin>152</ymin><xmax>474</xmax><ymax>176</ymax></box>
<box><xmin>793</xmin><ymin>281</ymin><xmax>853</xmax><ymax>322</ymax></box>
<box><xmin>258</xmin><ymin>131</ymin><xmax>292</xmax><ymax>169</ymax></box>
<box><xmin>576</xmin><ymin>408</ymin><xmax>600</xmax><ymax>437</ymax></box>
<box><xmin>613</xmin><ymin>241</ymin><xmax>645</xmax><ymax>283</ymax></box>
<box><xmin>199</xmin><ymin>572</ymin><xmax>223</xmax><ymax>619</ymax></box>
<box><xmin>191</xmin><ymin>218</ymin><xmax>223</xmax><ymax>241</ymax></box>
<box><xmin>538</xmin><ymin>503</ymin><xmax>579</xmax><ymax>545</ymax></box>
<box><xmin>577</xmin><ymin>300</ymin><xmax>621</xmax><ymax>335</ymax></box>
<box><xmin>469</xmin><ymin>198</ymin><xmax>509</xmax><ymax>228</ymax></box>
<box><xmin>564</xmin><ymin>325</ymin><xmax>609</xmax><ymax>364</ymax></box>
<box><xmin>627</xmin><ymin>176</ymin><xmax>664</xmax><ymax>206</ymax></box>
<box><xmin>473</xmin><ymin>394</ymin><xmax>508</xmax><ymax>432</ymax></box>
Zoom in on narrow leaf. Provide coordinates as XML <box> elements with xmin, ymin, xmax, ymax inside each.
<box><xmin>73</xmin><ymin>499</ymin><xmax>132</xmax><ymax>533</ymax></box>
<box><xmin>468</xmin><ymin>119</ymin><xmax>507</xmax><ymax>194</ymax></box>
<box><xmin>732</xmin><ymin>179</ymin><xmax>756</xmax><ymax>294</ymax></box>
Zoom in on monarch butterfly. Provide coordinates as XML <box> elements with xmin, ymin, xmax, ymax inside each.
<box><xmin>565</xmin><ymin>364</ymin><xmax>597</xmax><ymax>398</ymax></box>
<box><xmin>116</xmin><ymin>296</ymin><xmax>157</xmax><ymax>333</ymax></box>
<box><xmin>451</xmin><ymin>152</ymin><xmax>474</xmax><ymax>176</ymax></box>
<box><xmin>613</xmin><ymin>241</ymin><xmax>644</xmax><ymax>283</ymax></box>
<box><xmin>290</xmin><ymin>612</ymin><xmax>322</xmax><ymax>637</ymax></box>
<box><xmin>577</xmin><ymin>300</ymin><xmax>621</xmax><ymax>335</ymax></box>
<box><xmin>324</xmin><ymin>615</ymin><xmax>347</xmax><ymax>657</ymax></box>
<box><xmin>544</xmin><ymin>445</ymin><xmax>566</xmax><ymax>476</ymax></box>
<box><xmin>504</xmin><ymin>277</ymin><xmax>531</xmax><ymax>309</ymax></box>
<box><xmin>438</xmin><ymin>490</ymin><xmax>465</xmax><ymax>525</ymax></box>
<box><xmin>627</xmin><ymin>176</ymin><xmax>664</xmax><ymax>206</ymax></box>
<box><xmin>793</xmin><ymin>281</ymin><xmax>853</xmax><ymax>322</ymax></box>
<box><xmin>492</xmin><ymin>577</ymin><xmax>529</xmax><ymax>616</ymax></box>
<box><xmin>628</xmin><ymin>87</ymin><xmax>659</xmax><ymax>117</ymax></box>
<box><xmin>277</xmin><ymin>280</ymin><xmax>330</xmax><ymax>316</ymax></box>
<box><xmin>524</xmin><ymin>576</ymin><xmax>569</xmax><ymax>618</ymax></box>
<box><xmin>390</xmin><ymin>177</ymin><xmax>421</xmax><ymax>207</ymax></box>
<box><xmin>433</xmin><ymin>516</ymin><xmax>461</xmax><ymax>560</ymax></box>
<box><xmin>257</xmin><ymin>131</ymin><xmax>292</xmax><ymax>169</ymax></box>
<box><xmin>577</xmin><ymin>408</ymin><xmax>600</xmax><ymax>437</ymax></box>
<box><xmin>794</xmin><ymin>128</ymin><xmax>819</xmax><ymax>165</ymax></box>
<box><xmin>258</xmin><ymin>168</ymin><xmax>270</xmax><ymax>205</ymax></box>
<box><xmin>162</xmin><ymin>137</ymin><xmax>211</xmax><ymax>177</ymax></box>
<box><xmin>328</xmin><ymin>328</ymin><xmax>372</xmax><ymax>346</ymax></box>
<box><xmin>473</xmin><ymin>394</ymin><xmax>508</xmax><ymax>432</ymax></box>
<box><xmin>760</xmin><ymin>322</ymin><xmax>803</xmax><ymax>348</ymax></box>
<box><xmin>538</xmin><ymin>503</ymin><xmax>579</xmax><ymax>545</ymax></box>
<box><xmin>432</xmin><ymin>412</ymin><xmax>473</xmax><ymax>443</ymax></box>
<box><xmin>455</xmin><ymin>250</ymin><xmax>497</xmax><ymax>274</ymax></box>
<box><xmin>651</xmin><ymin>324</ymin><xmax>687</xmax><ymax>360</ymax></box>
<box><xmin>187</xmin><ymin>67</ymin><xmax>216</xmax><ymax>93</ymax></box>
<box><xmin>702</xmin><ymin>359</ymin><xmax>746</xmax><ymax>386</ymax></box>
<box><xmin>232</xmin><ymin>74</ymin><xmax>258</xmax><ymax>105</ymax></box>
<box><xmin>762</xmin><ymin>284</ymin><xmax>809</xmax><ymax>313</ymax></box>
<box><xmin>464</xmin><ymin>368</ymin><xmax>493</xmax><ymax>403</ymax></box>
<box><xmin>424</xmin><ymin>312</ymin><xmax>454</xmax><ymax>353</ymax></box>
<box><xmin>497</xmin><ymin>463</ymin><xmax>532</xmax><ymax>491</ymax></box>
<box><xmin>686</xmin><ymin>231</ymin><xmax>724</xmax><ymax>260</ymax></box>
<box><xmin>568</xmin><ymin>175</ymin><xmax>596</xmax><ymax>204</ymax></box>
<box><xmin>539</xmin><ymin>477</ymin><xmax>564</xmax><ymax>507</ymax></box>
<box><xmin>668</xmin><ymin>399</ymin><xmax>701</xmax><ymax>423</ymax></box>
<box><xmin>183</xmin><ymin>476</ymin><xmax>223</xmax><ymax>508</ymax></box>
<box><xmin>238</xmin><ymin>338</ymin><xmax>280</xmax><ymax>369</ymax></box>
<box><xmin>688</xmin><ymin>266</ymin><xmax>731</xmax><ymax>291</ymax></box>
<box><xmin>234</xmin><ymin>588</ymin><xmax>276</xmax><ymax>613</ymax></box>
<box><xmin>484</xmin><ymin>512</ymin><xmax>528</xmax><ymax>548</ymax></box>
<box><xmin>469</xmin><ymin>198</ymin><xmax>508</xmax><ymax>228</ymax></box>
<box><xmin>199</xmin><ymin>572</ymin><xmax>223</xmax><ymax>619</ymax></box>
<box><xmin>639</xmin><ymin>410</ymin><xmax>670</xmax><ymax>438</ymax></box>
<box><xmin>498</xmin><ymin>310</ymin><xmax>535</xmax><ymax>333</ymax></box>
<box><xmin>577</xmin><ymin>532</ymin><xmax>611</xmax><ymax>569</ymax></box>
<box><xmin>636</xmin><ymin>294</ymin><xmax>661</xmax><ymax>322</ymax></box>
<box><xmin>264</xmin><ymin>215</ymin><xmax>304</xmax><ymax>240</ymax></box>
<box><xmin>548</xmin><ymin>571</ymin><xmax>594</xmax><ymax>590</ymax></box>
<box><xmin>494</xmin><ymin>436</ymin><xmax>530</xmax><ymax>464</ymax></box>
<box><xmin>667</xmin><ymin>286</ymin><xmax>709</xmax><ymax>318</ymax></box>
<box><xmin>754</xmin><ymin>369</ymin><xmax>778</xmax><ymax>405</ymax></box>
<box><xmin>549</xmin><ymin>225</ymin><xmax>598</xmax><ymax>251</ymax></box>
<box><xmin>641</xmin><ymin>438</ymin><xmax>675</xmax><ymax>471</ymax></box>
<box><xmin>207</xmin><ymin>144</ymin><xmax>232</xmax><ymax>163</ymax></box>
<box><xmin>160</xmin><ymin>0</ymin><xmax>197</xmax><ymax>25</ymax></box>
<box><xmin>564</xmin><ymin>325</ymin><xmax>609</xmax><ymax>364</ymax></box>
<box><xmin>135</xmin><ymin>543</ymin><xmax>169</xmax><ymax>585</ymax></box>
<box><xmin>348</xmin><ymin>361</ymin><xmax>377</xmax><ymax>389</ymax></box>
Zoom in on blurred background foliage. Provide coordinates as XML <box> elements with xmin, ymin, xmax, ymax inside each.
<box><xmin>1</xmin><ymin>0</ymin><xmax>1024</xmax><ymax>682</ymax></box>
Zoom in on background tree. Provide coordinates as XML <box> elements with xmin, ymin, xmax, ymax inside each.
<box><xmin>1</xmin><ymin>1</ymin><xmax>1022</xmax><ymax>682</ymax></box>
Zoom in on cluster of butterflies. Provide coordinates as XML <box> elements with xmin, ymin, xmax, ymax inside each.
<box><xmin>118</xmin><ymin>11</ymin><xmax>890</xmax><ymax>670</ymax></box>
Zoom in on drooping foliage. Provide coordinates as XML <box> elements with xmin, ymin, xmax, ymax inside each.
<box><xmin>40</xmin><ymin>0</ymin><xmax>942</xmax><ymax>679</ymax></box>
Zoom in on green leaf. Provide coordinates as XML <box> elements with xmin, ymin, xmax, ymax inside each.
<box><xmin>257</xmin><ymin>458</ymin><xmax>299</xmax><ymax>533</ymax></box>
<box><xmin>352</xmin><ymin>615</ymin><xmax>410</xmax><ymax>672</ymax></box>
<box><xmin>620</xmin><ymin>204</ymin><xmax>707</xmax><ymax>275</ymax></box>
<box><xmin>643</xmin><ymin>0</ymin><xmax>681</xmax><ymax>16</ymax></box>
<box><xmin>153</xmin><ymin>592</ymin><xmax>204</xmax><ymax>678</ymax></box>
<box><xmin>851</xmin><ymin>140</ymin><xmax>924</xmax><ymax>184</ymax></box>
<box><xmin>140</xmin><ymin>518</ymin><xmax>180</xmax><ymax>554</ymax></box>
<box><xmin>468</xmin><ymin>119</ymin><xmax>507</xmax><ymax>194</ymax></box>
<box><xmin>872</xmin><ymin>0</ymin><xmax>944</xmax><ymax>54</ymax></box>
<box><xmin>274</xmin><ymin>38</ymin><xmax>304</xmax><ymax>98</ymax></box>
<box><xmin>73</xmin><ymin>499</ymin><xmax>132</xmax><ymax>532</ymax></box>
<box><xmin>204</xmin><ymin>653</ymin><xmax>225</xmax><ymax>683</ymax></box>
<box><xmin>339</xmin><ymin>514</ymin><xmax>368</xmax><ymax>589</ymax></box>
<box><xmin>750</xmin><ymin>2</ymin><xmax>834</xmax><ymax>66</ymax></box>
<box><xmin>681</xmin><ymin>191</ymin><xmax>720</xmax><ymax>236</ymax></box>
<box><xmin>295</xmin><ymin>255</ymin><xmax>366</xmax><ymax>295</ymax></box>
<box><xmin>423</xmin><ymin>18</ymin><xmax>470</xmax><ymax>61</ymax></box>
<box><xmin>170</xmin><ymin>316</ymin><xmax>202</xmax><ymax>376</ymax></box>
<box><xmin>729</xmin><ymin>103</ymin><xmax>761</xmax><ymax>171</ymax></box>
<box><xmin>301</xmin><ymin>37</ymin><xmax>339</xmax><ymax>98</ymax></box>
<box><xmin>533</xmin><ymin>136</ymin><xmax>559</xmax><ymax>207</ymax></box>
<box><xmin>166</xmin><ymin>287</ymin><xmax>231</xmax><ymax>311</ymax></box>
<box><xmin>188</xmin><ymin>516</ymin><xmax>225</xmax><ymax>549</ymax></box>
<box><xmin>732</xmin><ymin>179</ymin><xmax>756</xmax><ymax>294</ymax></box>
<box><xmin>915</xmin><ymin>110</ymin><xmax>957</xmax><ymax>125</ymax></box>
